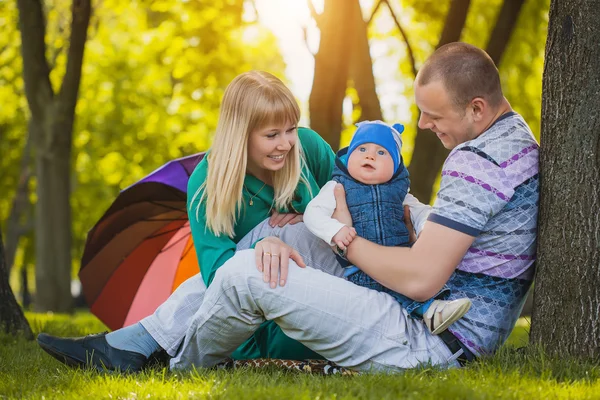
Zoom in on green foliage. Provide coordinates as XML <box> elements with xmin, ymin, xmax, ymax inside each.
<box><xmin>0</xmin><ymin>1</ymin><xmax>28</xmax><ymax>223</ymax></box>
<box><xmin>1</xmin><ymin>315</ymin><xmax>599</xmax><ymax>399</ymax></box>
<box><xmin>0</xmin><ymin>0</ymin><xmax>286</xmax><ymax>280</ymax></box>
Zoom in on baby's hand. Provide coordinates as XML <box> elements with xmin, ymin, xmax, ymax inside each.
<box><xmin>332</xmin><ymin>226</ymin><xmax>357</xmax><ymax>250</ymax></box>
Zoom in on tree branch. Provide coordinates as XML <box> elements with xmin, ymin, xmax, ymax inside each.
<box><xmin>485</xmin><ymin>0</ymin><xmax>525</xmax><ymax>66</ymax></box>
<box><xmin>366</xmin><ymin>0</ymin><xmax>384</xmax><ymax>25</ymax></box>
<box><xmin>308</xmin><ymin>0</ymin><xmax>322</xmax><ymax>28</ymax></box>
<box><xmin>301</xmin><ymin>25</ymin><xmax>317</xmax><ymax>57</ymax></box>
<box><xmin>16</xmin><ymin>0</ymin><xmax>54</xmax><ymax>121</ymax></box>
<box><xmin>438</xmin><ymin>0</ymin><xmax>471</xmax><ymax>47</ymax></box>
<box><xmin>58</xmin><ymin>0</ymin><xmax>92</xmax><ymax>114</ymax></box>
<box><xmin>383</xmin><ymin>0</ymin><xmax>417</xmax><ymax>78</ymax></box>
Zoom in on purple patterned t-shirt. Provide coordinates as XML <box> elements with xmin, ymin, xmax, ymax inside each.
<box><xmin>428</xmin><ymin>112</ymin><xmax>539</xmax><ymax>357</ymax></box>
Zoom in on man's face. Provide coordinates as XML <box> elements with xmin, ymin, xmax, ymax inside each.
<box><xmin>414</xmin><ymin>80</ymin><xmax>477</xmax><ymax>149</ymax></box>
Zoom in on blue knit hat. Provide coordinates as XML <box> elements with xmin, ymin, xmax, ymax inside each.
<box><xmin>347</xmin><ymin>120</ymin><xmax>404</xmax><ymax>173</ymax></box>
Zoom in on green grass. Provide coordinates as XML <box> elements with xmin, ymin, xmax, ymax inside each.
<box><xmin>1</xmin><ymin>314</ymin><xmax>599</xmax><ymax>399</ymax></box>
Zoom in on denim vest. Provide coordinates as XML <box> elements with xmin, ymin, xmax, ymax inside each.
<box><xmin>332</xmin><ymin>147</ymin><xmax>411</xmax><ymax>250</ymax></box>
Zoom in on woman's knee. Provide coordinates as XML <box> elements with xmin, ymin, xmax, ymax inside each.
<box><xmin>212</xmin><ymin>249</ymin><xmax>258</xmax><ymax>287</ymax></box>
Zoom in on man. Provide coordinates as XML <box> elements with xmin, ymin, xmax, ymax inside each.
<box><xmin>38</xmin><ymin>42</ymin><xmax>539</xmax><ymax>372</ymax></box>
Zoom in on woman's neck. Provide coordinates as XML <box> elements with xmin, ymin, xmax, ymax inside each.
<box><xmin>246</xmin><ymin>165</ymin><xmax>273</xmax><ymax>186</ymax></box>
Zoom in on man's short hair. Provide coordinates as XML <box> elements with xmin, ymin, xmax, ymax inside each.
<box><xmin>416</xmin><ymin>42</ymin><xmax>504</xmax><ymax>110</ymax></box>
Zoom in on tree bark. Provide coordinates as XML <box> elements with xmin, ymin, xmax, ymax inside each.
<box><xmin>17</xmin><ymin>0</ymin><xmax>91</xmax><ymax>312</ymax></box>
<box><xmin>308</xmin><ymin>0</ymin><xmax>357</xmax><ymax>150</ymax></box>
<box><xmin>407</xmin><ymin>0</ymin><xmax>471</xmax><ymax>203</ymax></box>
<box><xmin>530</xmin><ymin>0</ymin><xmax>600</xmax><ymax>359</ymax></box>
<box><xmin>0</xmin><ymin>230</ymin><xmax>33</xmax><ymax>339</ymax></box>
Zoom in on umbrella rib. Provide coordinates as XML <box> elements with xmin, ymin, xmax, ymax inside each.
<box><xmin>147</xmin><ymin>200</ymin><xmax>187</xmax><ymax>213</ymax></box>
<box><xmin>147</xmin><ymin>224</ymin><xmax>187</xmax><ymax>240</ymax></box>
<box><xmin>180</xmin><ymin>240</ymin><xmax>195</xmax><ymax>261</ymax></box>
<box><xmin>159</xmin><ymin>231</ymin><xmax>191</xmax><ymax>253</ymax></box>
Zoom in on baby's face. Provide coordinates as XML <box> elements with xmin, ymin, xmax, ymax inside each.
<box><xmin>347</xmin><ymin>143</ymin><xmax>395</xmax><ymax>185</ymax></box>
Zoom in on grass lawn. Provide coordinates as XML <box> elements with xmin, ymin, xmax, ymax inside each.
<box><xmin>1</xmin><ymin>313</ymin><xmax>599</xmax><ymax>399</ymax></box>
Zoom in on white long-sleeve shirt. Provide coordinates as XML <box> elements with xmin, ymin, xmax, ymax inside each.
<box><xmin>304</xmin><ymin>180</ymin><xmax>431</xmax><ymax>246</ymax></box>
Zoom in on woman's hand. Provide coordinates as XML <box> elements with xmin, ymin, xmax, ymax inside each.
<box><xmin>255</xmin><ymin>236</ymin><xmax>306</xmax><ymax>288</ymax></box>
<box><xmin>269</xmin><ymin>212</ymin><xmax>303</xmax><ymax>228</ymax></box>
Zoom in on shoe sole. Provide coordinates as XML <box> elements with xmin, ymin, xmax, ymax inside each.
<box><xmin>431</xmin><ymin>301</ymin><xmax>472</xmax><ymax>335</ymax></box>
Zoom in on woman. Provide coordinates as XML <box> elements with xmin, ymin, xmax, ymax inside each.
<box><xmin>37</xmin><ymin>71</ymin><xmax>337</xmax><ymax>371</ymax></box>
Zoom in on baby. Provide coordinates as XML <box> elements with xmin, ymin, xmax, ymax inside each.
<box><xmin>304</xmin><ymin>120</ymin><xmax>471</xmax><ymax>335</ymax></box>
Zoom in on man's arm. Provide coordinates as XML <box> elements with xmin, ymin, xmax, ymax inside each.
<box><xmin>332</xmin><ymin>183</ymin><xmax>474</xmax><ymax>301</ymax></box>
<box><xmin>345</xmin><ymin>222</ymin><xmax>475</xmax><ymax>301</ymax></box>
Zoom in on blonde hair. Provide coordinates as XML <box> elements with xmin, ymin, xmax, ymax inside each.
<box><xmin>190</xmin><ymin>71</ymin><xmax>309</xmax><ymax>238</ymax></box>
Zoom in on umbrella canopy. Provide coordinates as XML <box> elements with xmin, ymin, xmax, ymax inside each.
<box><xmin>79</xmin><ymin>153</ymin><xmax>205</xmax><ymax>330</ymax></box>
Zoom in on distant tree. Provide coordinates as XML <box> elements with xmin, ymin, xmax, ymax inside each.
<box><xmin>16</xmin><ymin>0</ymin><xmax>91</xmax><ymax>312</ymax></box>
<box><xmin>530</xmin><ymin>0</ymin><xmax>600</xmax><ymax>359</ymax></box>
<box><xmin>0</xmin><ymin>230</ymin><xmax>33</xmax><ymax>339</ymax></box>
<box><xmin>308</xmin><ymin>0</ymin><xmax>357</xmax><ymax>149</ymax></box>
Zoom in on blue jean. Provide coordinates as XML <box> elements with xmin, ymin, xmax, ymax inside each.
<box><xmin>346</xmin><ymin>270</ymin><xmax>449</xmax><ymax>317</ymax></box>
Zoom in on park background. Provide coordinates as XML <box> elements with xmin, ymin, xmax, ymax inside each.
<box><xmin>1</xmin><ymin>0</ymin><xmax>599</xmax><ymax>399</ymax></box>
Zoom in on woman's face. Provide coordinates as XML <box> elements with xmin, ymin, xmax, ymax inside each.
<box><xmin>246</xmin><ymin>122</ymin><xmax>298</xmax><ymax>178</ymax></box>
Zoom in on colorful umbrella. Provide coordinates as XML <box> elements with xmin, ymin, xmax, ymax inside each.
<box><xmin>79</xmin><ymin>153</ymin><xmax>205</xmax><ymax>330</ymax></box>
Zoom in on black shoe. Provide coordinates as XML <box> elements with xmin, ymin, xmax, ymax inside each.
<box><xmin>37</xmin><ymin>332</ymin><xmax>147</xmax><ymax>373</ymax></box>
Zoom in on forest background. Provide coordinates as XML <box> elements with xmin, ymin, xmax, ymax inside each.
<box><xmin>0</xmin><ymin>0</ymin><xmax>548</xmax><ymax>312</ymax></box>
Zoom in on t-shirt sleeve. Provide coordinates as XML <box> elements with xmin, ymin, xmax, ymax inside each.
<box><xmin>298</xmin><ymin>127</ymin><xmax>336</xmax><ymax>188</ymax></box>
<box><xmin>428</xmin><ymin>148</ymin><xmax>514</xmax><ymax>236</ymax></box>
<box><xmin>187</xmin><ymin>163</ymin><xmax>237</xmax><ymax>287</ymax></box>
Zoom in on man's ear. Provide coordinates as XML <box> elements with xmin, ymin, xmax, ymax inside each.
<box><xmin>470</xmin><ymin>97</ymin><xmax>486</xmax><ymax>121</ymax></box>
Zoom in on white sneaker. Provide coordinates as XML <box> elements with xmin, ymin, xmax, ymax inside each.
<box><xmin>423</xmin><ymin>298</ymin><xmax>472</xmax><ymax>335</ymax></box>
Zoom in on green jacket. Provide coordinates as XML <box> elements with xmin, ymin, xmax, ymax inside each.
<box><xmin>187</xmin><ymin>127</ymin><xmax>335</xmax><ymax>360</ymax></box>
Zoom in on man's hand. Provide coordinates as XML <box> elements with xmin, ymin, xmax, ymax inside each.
<box><xmin>332</xmin><ymin>226</ymin><xmax>357</xmax><ymax>250</ymax></box>
<box><xmin>255</xmin><ymin>236</ymin><xmax>306</xmax><ymax>289</ymax></box>
<box><xmin>331</xmin><ymin>184</ymin><xmax>353</xmax><ymax>227</ymax></box>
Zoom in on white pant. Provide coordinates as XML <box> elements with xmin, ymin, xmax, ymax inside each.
<box><xmin>142</xmin><ymin>221</ymin><xmax>460</xmax><ymax>372</ymax></box>
<box><xmin>141</xmin><ymin>220</ymin><xmax>343</xmax><ymax>355</ymax></box>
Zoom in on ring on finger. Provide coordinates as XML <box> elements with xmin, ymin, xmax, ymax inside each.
<box><xmin>271</xmin><ymin>254</ymin><xmax>279</xmax><ymax>258</ymax></box>
<box><xmin>264</xmin><ymin>252</ymin><xmax>272</xmax><ymax>257</ymax></box>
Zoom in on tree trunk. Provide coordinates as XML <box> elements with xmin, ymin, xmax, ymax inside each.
<box><xmin>529</xmin><ymin>0</ymin><xmax>600</xmax><ymax>359</ymax></box>
<box><xmin>349</xmin><ymin>1</ymin><xmax>383</xmax><ymax>123</ymax></box>
<box><xmin>17</xmin><ymin>0</ymin><xmax>91</xmax><ymax>312</ymax></box>
<box><xmin>486</xmin><ymin>0</ymin><xmax>526</xmax><ymax>66</ymax></box>
<box><xmin>308</xmin><ymin>0</ymin><xmax>357</xmax><ymax>150</ymax></box>
<box><xmin>407</xmin><ymin>0</ymin><xmax>471</xmax><ymax>203</ymax></box>
<box><xmin>4</xmin><ymin>127</ymin><xmax>33</xmax><ymax>277</ymax></box>
<box><xmin>0</xmin><ymin>230</ymin><xmax>33</xmax><ymax>339</ymax></box>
